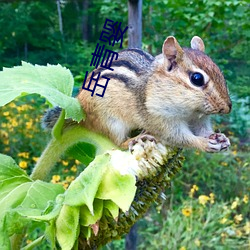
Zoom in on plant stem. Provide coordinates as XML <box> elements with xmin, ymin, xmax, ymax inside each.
<box><xmin>30</xmin><ymin>126</ymin><xmax>118</xmax><ymax>181</ymax></box>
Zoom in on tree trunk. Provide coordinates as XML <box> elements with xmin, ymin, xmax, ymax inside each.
<box><xmin>56</xmin><ymin>0</ymin><xmax>63</xmax><ymax>36</ymax></box>
<box><xmin>82</xmin><ymin>0</ymin><xmax>89</xmax><ymax>41</ymax></box>
<box><xmin>125</xmin><ymin>224</ymin><xmax>137</xmax><ymax>250</ymax></box>
<box><xmin>128</xmin><ymin>0</ymin><xmax>142</xmax><ymax>48</ymax></box>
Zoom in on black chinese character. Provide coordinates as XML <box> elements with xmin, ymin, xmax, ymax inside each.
<box><xmin>90</xmin><ymin>43</ymin><xmax>105</xmax><ymax>68</ymax></box>
<box><xmin>100</xmin><ymin>49</ymin><xmax>119</xmax><ymax>71</ymax></box>
<box><xmin>82</xmin><ymin>71</ymin><xmax>110</xmax><ymax>98</ymax></box>
<box><xmin>99</xmin><ymin>18</ymin><xmax>128</xmax><ymax>48</ymax></box>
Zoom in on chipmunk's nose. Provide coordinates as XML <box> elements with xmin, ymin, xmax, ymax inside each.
<box><xmin>219</xmin><ymin>101</ymin><xmax>232</xmax><ymax>114</ymax></box>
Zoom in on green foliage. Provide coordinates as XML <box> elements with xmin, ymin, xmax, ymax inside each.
<box><xmin>0</xmin><ymin>62</ymin><xmax>85</xmax><ymax>121</ymax></box>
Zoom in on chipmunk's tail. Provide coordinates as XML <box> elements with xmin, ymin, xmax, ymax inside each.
<box><xmin>41</xmin><ymin>106</ymin><xmax>62</xmax><ymax>130</ymax></box>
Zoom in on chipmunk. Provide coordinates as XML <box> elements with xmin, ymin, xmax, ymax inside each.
<box><xmin>43</xmin><ymin>36</ymin><xmax>232</xmax><ymax>153</ymax></box>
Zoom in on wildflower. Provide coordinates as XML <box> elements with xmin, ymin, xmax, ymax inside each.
<box><xmin>231</xmin><ymin>197</ymin><xmax>240</xmax><ymax>209</ymax></box>
<box><xmin>236</xmin><ymin>229</ymin><xmax>243</xmax><ymax>237</ymax></box>
<box><xmin>179</xmin><ymin>247</ymin><xmax>186</xmax><ymax>250</ymax></box>
<box><xmin>198</xmin><ymin>195</ymin><xmax>210</xmax><ymax>206</ymax></box>
<box><xmin>18</xmin><ymin>152</ymin><xmax>29</xmax><ymax>159</ymax></box>
<box><xmin>209</xmin><ymin>193</ymin><xmax>215</xmax><ymax>204</ymax></box>
<box><xmin>75</xmin><ymin>159</ymin><xmax>81</xmax><ymax>165</ymax></box>
<box><xmin>189</xmin><ymin>184</ymin><xmax>199</xmax><ymax>198</ymax></box>
<box><xmin>0</xmin><ymin>130</ymin><xmax>8</xmax><ymax>138</ymax></box>
<box><xmin>220</xmin><ymin>233</ymin><xmax>227</xmax><ymax>238</ymax></box>
<box><xmin>62</xmin><ymin>160</ymin><xmax>69</xmax><ymax>166</ymax></box>
<box><xmin>11</xmin><ymin>119</ymin><xmax>18</xmax><ymax>127</ymax></box>
<box><xmin>32</xmin><ymin>157</ymin><xmax>39</xmax><ymax>162</ymax></box>
<box><xmin>71</xmin><ymin>165</ymin><xmax>77</xmax><ymax>172</ymax></box>
<box><xmin>3</xmin><ymin>111</ymin><xmax>9</xmax><ymax>116</ymax></box>
<box><xmin>221</xmin><ymin>162</ymin><xmax>228</xmax><ymax>167</ymax></box>
<box><xmin>234</xmin><ymin>214</ymin><xmax>243</xmax><ymax>224</ymax></box>
<box><xmin>244</xmin><ymin>221</ymin><xmax>250</xmax><ymax>234</ymax></box>
<box><xmin>194</xmin><ymin>238</ymin><xmax>201</xmax><ymax>247</ymax></box>
<box><xmin>51</xmin><ymin>175</ymin><xmax>61</xmax><ymax>183</ymax></box>
<box><xmin>66</xmin><ymin>176</ymin><xmax>75</xmax><ymax>182</ymax></box>
<box><xmin>26</xmin><ymin>121</ymin><xmax>33</xmax><ymax>129</ymax></box>
<box><xmin>243</xmin><ymin>195</ymin><xmax>248</xmax><ymax>204</ymax></box>
<box><xmin>182</xmin><ymin>207</ymin><xmax>192</xmax><ymax>217</ymax></box>
<box><xmin>19</xmin><ymin>161</ymin><xmax>28</xmax><ymax>169</ymax></box>
<box><xmin>63</xmin><ymin>182</ymin><xmax>69</xmax><ymax>189</ymax></box>
<box><xmin>232</xmin><ymin>150</ymin><xmax>237</xmax><ymax>156</ymax></box>
<box><xmin>220</xmin><ymin>217</ymin><xmax>228</xmax><ymax>224</ymax></box>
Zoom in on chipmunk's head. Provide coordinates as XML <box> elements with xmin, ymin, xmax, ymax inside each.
<box><xmin>157</xmin><ymin>36</ymin><xmax>232</xmax><ymax>115</ymax></box>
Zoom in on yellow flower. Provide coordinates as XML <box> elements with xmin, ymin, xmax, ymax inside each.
<box><xmin>3</xmin><ymin>111</ymin><xmax>9</xmax><ymax>116</ymax></box>
<box><xmin>19</xmin><ymin>161</ymin><xmax>28</xmax><ymax>169</ymax></box>
<box><xmin>66</xmin><ymin>176</ymin><xmax>75</xmax><ymax>182</ymax></box>
<box><xmin>221</xmin><ymin>162</ymin><xmax>228</xmax><ymax>167</ymax></box>
<box><xmin>75</xmin><ymin>159</ymin><xmax>81</xmax><ymax>165</ymax></box>
<box><xmin>243</xmin><ymin>195</ymin><xmax>248</xmax><ymax>204</ymax></box>
<box><xmin>182</xmin><ymin>207</ymin><xmax>192</xmax><ymax>217</ymax></box>
<box><xmin>11</xmin><ymin>120</ymin><xmax>18</xmax><ymax>127</ymax></box>
<box><xmin>26</xmin><ymin>121</ymin><xmax>33</xmax><ymax>129</ymax></box>
<box><xmin>220</xmin><ymin>217</ymin><xmax>228</xmax><ymax>224</ymax></box>
<box><xmin>231</xmin><ymin>197</ymin><xmax>240</xmax><ymax>209</ymax></box>
<box><xmin>179</xmin><ymin>247</ymin><xmax>186</xmax><ymax>250</ymax></box>
<box><xmin>189</xmin><ymin>184</ymin><xmax>199</xmax><ymax>197</ymax></box>
<box><xmin>9</xmin><ymin>102</ymin><xmax>16</xmax><ymax>108</ymax></box>
<box><xmin>198</xmin><ymin>195</ymin><xmax>210</xmax><ymax>206</ymax></box>
<box><xmin>209</xmin><ymin>193</ymin><xmax>215</xmax><ymax>204</ymax></box>
<box><xmin>51</xmin><ymin>175</ymin><xmax>61</xmax><ymax>183</ymax></box>
<box><xmin>232</xmin><ymin>150</ymin><xmax>237</xmax><ymax>156</ymax></box>
<box><xmin>194</xmin><ymin>238</ymin><xmax>201</xmax><ymax>247</ymax></box>
<box><xmin>234</xmin><ymin>214</ymin><xmax>243</xmax><ymax>224</ymax></box>
<box><xmin>32</xmin><ymin>157</ymin><xmax>39</xmax><ymax>162</ymax></box>
<box><xmin>221</xmin><ymin>232</ymin><xmax>227</xmax><ymax>238</ymax></box>
<box><xmin>70</xmin><ymin>165</ymin><xmax>77</xmax><ymax>172</ymax></box>
<box><xmin>18</xmin><ymin>152</ymin><xmax>29</xmax><ymax>158</ymax></box>
<box><xmin>0</xmin><ymin>130</ymin><xmax>8</xmax><ymax>138</ymax></box>
<box><xmin>236</xmin><ymin>229</ymin><xmax>242</xmax><ymax>237</ymax></box>
<box><xmin>62</xmin><ymin>160</ymin><xmax>69</xmax><ymax>166</ymax></box>
<box><xmin>63</xmin><ymin>182</ymin><xmax>69</xmax><ymax>189</ymax></box>
<box><xmin>244</xmin><ymin>221</ymin><xmax>250</xmax><ymax>234</ymax></box>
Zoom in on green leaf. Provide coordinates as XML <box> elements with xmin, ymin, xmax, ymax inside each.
<box><xmin>64</xmin><ymin>154</ymin><xmax>111</xmax><ymax>213</ymax></box>
<box><xmin>0</xmin><ymin>154</ymin><xmax>30</xmax><ymax>181</ymax></box>
<box><xmin>96</xmin><ymin>167</ymin><xmax>136</xmax><ymax>212</ymax></box>
<box><xmin>79</xmin><ymin>199</ymin><xmax>103</xmax><ymax>226</ymax></box>
<box><xmin>20</xmin><ymin>181</ymin><xmax>64</xmax><ymax>213</ymax></box>
<box><xmin>0</xmin><ymin>62</ymin><xmax>85</xmax><ymax>122</ymax></box>
<box><xmin>103</xmin><ymin>200</ymin><xmax>119</xmax><ymax>219</ymax></box>
<box><xmin>56</xmin><ymin>205</ymin><xmax>80</xmax><ymax>250</ymax></box>
<box><xmin>65</xmin><ymin>142</ymin><xmax>96</xmax><ymax>165</ymax></box>
<box><xmin>52</xmin><ymin>108</ymin><xmax>65</xmax><ymax>139</ymax></box>
<box><xmin>0</xmin><ymin>176</ymin><xmax>32</xmax><ymax>201</ymax></box>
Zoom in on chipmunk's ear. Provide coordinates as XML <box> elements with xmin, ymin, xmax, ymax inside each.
<box><xmin>162</xmin><ymin>36</ymin><xmax>184</xmax><ymax>64</ymax></box>
<box><xmin>191</xmin><ymin>36</ymin><xmax>205</xmax><ymax>52</ymax></box>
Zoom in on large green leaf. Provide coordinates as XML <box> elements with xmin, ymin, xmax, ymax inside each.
<box><xmin>56</xmin><ymin>205</ymin><xmax>80</xmax><ymax>250</ymax></box>
<box><xmin>0</xmin><ymin>62</ymin><xmax>85</xmax><ymax>121</ymax></box>
<box><xmin>65</xmin><ymin>142</ymin><xmax>96</xmax><ymax>165</ymax></box>
<box><xmin>96</xmin><ymin>167</ymin><xmax>136</xmax><ymax>212</ymax></box>
<box><xmin>63</xmin><ymin>154</ymin><xmax>110</xmax><ymax>213</ymax></box>
<box><xmin>0</xmin><ymin>154</ymin><xmax>65</xmax><ymax>248</ymax></box>
<box><xmin>0</xmin><ymin>154</ymin><xmax>30</xmax><ymax>181</ymax></box>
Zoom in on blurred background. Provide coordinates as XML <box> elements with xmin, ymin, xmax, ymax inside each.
<box><xmin>0</xmin><ymin>0</ymin><xmax>249</xmax><ymax>249</ymax></box>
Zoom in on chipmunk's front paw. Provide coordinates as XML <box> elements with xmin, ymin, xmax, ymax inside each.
<box><xmin>128</xmin><ymin>134</ymin><xmax>156</xmax><ymax>152</ymax></box>
<box><xmin>206</xmin><ymin>133</ymin><xmax>230</xmax><ymax>152</ymax></box>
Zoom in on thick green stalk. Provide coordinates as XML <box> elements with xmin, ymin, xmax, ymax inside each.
<box><xmin>30</xmin><ymin>126</ymin><xmax>118</xmax><ymax>181</ymax></box>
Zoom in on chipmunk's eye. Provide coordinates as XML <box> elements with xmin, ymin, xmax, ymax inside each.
<box><xmin>190</xmin><ymin>72</ymin><xmax>204</xmax><ymax>87</ymax></box>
